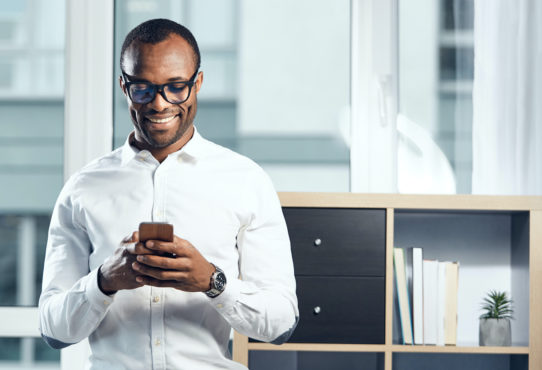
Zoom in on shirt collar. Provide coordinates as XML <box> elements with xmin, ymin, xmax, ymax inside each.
<box><xmin>179</xmin><ymin>126</ymin><xmax>207</xmax><ymax>159</ymax></box>
<box><xmin>120</xmin><ymin>126</ymin><xmax>208</xmax><ymax>166</ymax></box>
<box><xmin>120</xmin><ymin>133</ymin><xmax>139</xmax><ymax>166</ymax></box>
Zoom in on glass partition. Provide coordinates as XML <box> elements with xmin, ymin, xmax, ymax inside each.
<box><xmin>114</xmin><ymin>0</ymin><xmax>351</xmax><ymax>192</ymax></box>
<box><xmin>398</xmin><ymin>0</ymin><xmax>474</xmax><ymax>194</ymax></box>
<box><xmin>0</xmin><ymin>0</ymin><xmax>65</xmax><ymax>367</ymax></box>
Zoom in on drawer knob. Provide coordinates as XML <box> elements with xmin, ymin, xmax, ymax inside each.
<box><xmin>314</xmin><ymin>238</ymin><xmax>322</xmax><ymax>246</ymax></box>
<box><xmin>313</xmin><ymin>306</ymin><xmax>321</xmax><ymax>315</ymax></box>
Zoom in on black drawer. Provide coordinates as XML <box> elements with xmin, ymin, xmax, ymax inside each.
<box><xmin>283</xmin><ymin>208</ymin><xmax>386</xmax><ymax>277</ymax></box>
<box><xmin>288</xmin><ymin>276</ymin><xmax>385</xmax><ymax>344</ymax></box>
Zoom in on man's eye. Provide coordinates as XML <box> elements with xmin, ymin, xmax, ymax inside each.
<box><xmin>168</xmin><ymin>84</ymin><xmax>187</xmax><ymax>93</ymax></box>
<box><xmin>132</xmin><ymin>83</ymin><xmax>152</xmax><ymax>92</ymax></box>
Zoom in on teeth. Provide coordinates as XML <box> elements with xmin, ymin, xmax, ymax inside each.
<box><xmin>147</xmin><ymin>116</ymin><xmax>175</xmax><ymax>123</ymax></box>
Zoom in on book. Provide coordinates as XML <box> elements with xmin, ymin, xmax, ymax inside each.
<box><xmin>444</xmin><ymin>262</ymin><xmax>459</xmax><ymax>345</ymax></box>
<box><xmin>437</xmin><ymin>262</ymin><xmax>447</xmax><ymax>345</ymax></box>
<box><xmin>423</xmin><ymin>259</ymin><xmax>439</xmax><ymax>345</ymax></box>
<box><xmin>393</xmin><ymin>248</ymin><xmax>413</xmax><ymax>344</ymax></box>
<box><xmin>405</xmin><ymin>247</ymin><xmax>424</xmax><ymax>345</ymax></box>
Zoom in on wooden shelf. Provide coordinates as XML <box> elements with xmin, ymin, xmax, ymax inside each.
<box><xmin>391</xmin><ymin>345</ymin><xmax>530</xmax><ymax>354</ymax></box>
<box><xmin>246</xmin><ymin>342</ymin><xmax>529</xmax><ymax>355</ymax></box>
<box><xmin>278</xmin><ymin>192</ymin><xmax>542</xmax><ymax>211</ymax></box>
<box><xmin>247</xmin><ymin>343</ymin><xmax>387</xmax><ymax>352</ymax></box>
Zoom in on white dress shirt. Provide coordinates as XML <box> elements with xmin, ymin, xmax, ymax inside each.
<box><xmin>39</xmin><ymin>127</ymin><xmax>298</xmax><ymax>370</ymax></box>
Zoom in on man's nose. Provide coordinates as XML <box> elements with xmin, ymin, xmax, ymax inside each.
<box><xmin>148</xmin><ymin>90</ymin><xmax>171</xmax><ymax>111</ymax></box>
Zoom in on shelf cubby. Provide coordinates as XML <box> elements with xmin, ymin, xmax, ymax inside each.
<box><xmin>393</xmin><ymin>209</ymin><xmax>530</xmax><ymax>347</ymax></box>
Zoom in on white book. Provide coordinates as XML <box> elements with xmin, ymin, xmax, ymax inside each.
<box><xmin>405</xmin><ymin>247</ymin><xmax>424</xmax><ymax>345</ymax></box>
<box><xmin>437</xmin><ymin>262</ymin><xmax>447</xmax><ymax>346</ymax></box>
<box><xmin>423</xmin><ymin>259</ymin><xmax>439</xmax><ymax>345</ymax></box>
<box><xmin>394</xmin><ymin>248</ymin><xmax>413</xmax><ymax>344</ymax></box>
<box><xmin>444</xmin><ymin>262</ymin><xmax>459</xmax><ymax>345</ymax></box>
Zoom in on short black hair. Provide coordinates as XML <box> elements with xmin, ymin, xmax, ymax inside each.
<box><xmin>120</xmin><ymin>18</ymin><xmax>201</xmax><ymax>73</ymax></box>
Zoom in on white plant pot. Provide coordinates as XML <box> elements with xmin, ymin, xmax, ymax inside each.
<box><xmin>479</xmin><ymin>318</ymin><xmax>511</xmax><ymax>346</ymax></box>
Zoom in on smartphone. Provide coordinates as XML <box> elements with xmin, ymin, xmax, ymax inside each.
<box><xmin>138</xmin><ymin>222</ymin><xmax>174</xmax><ymax>243</ymax></box>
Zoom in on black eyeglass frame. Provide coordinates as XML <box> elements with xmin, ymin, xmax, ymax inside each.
<box><xmin>121</xmin><ymin>69</ymin><xmax>199</xmax><ymax>105</ymax></box>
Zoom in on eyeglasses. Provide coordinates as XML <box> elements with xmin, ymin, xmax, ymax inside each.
<box><xmin>121</xmin><ymin>70</ymin><xmax>199</xmax><ymax>105</ymax></box>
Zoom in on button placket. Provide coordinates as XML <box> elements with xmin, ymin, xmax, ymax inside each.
<box><xmin>150</xmin><ymin>286</ymin><xmax>165</xmax><ymax>369</ymax></box>
<box><xmin>152</xmin><ymin>165</ymin><xmax>167</xmax><ymax>222</ymax></box>
<box><xmin>150</xmin><ymin>164</ymin><xmax>169</xmax><ymax>369</ymax></box>
<box><xmin>137</xmin><ymin>150</ymin><xmax>150</xmax><ymax>163</ymax></box>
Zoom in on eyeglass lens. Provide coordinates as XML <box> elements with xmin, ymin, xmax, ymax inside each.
<box><xmin>129</xmin><ymin>82</ymin><xmax>191</xmax><ymax>104</ymax></box>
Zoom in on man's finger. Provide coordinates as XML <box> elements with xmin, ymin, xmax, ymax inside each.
<box><xmin>136</xmin><ymin>254</ymin><xmax>191</xmax><ymax>271</ymax></box>
<box><xmin>121</xmin><ymin>231</ymin><xmax>139</xmax><ymax>244</ymax></box>
<box><xmin>132</xmin><ymin>262</ymin><xmax>187</xmax><ymax>281</ymax></box>
<box><xmin>145</xmin><ymin>238</ymin><xmax>192</xmax><ymax>256</ymax></box>
<box><xmin>126</xmin><ymin>242</ymin><xmax>154</xmax><ymax>255</ymax></box>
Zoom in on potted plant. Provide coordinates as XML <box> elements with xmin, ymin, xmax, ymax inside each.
<box><xmin>479</xmin><ymin>290</ymin><xmax>513</xmax><ymax>346</ymax></box>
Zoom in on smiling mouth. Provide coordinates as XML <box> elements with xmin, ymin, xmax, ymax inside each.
<box><xmin>146</xmin><ymin>115</ymin><xmax>177</xmax><ymax>124</ymax></box>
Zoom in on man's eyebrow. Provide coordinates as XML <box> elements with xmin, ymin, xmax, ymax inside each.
<box><xmin>166</xmin><ymin>76</ymin><xmax>191</xmax><ymax>82</ymax></box>
<box><xmin>125</xmin><ymin>75</ymin><xmax>191</xmax><ymax>83</ymax></box>
<box><xmin>123</xmin><ymin>73</ymin><xmax>148</xmax><ymax>83</ymax></box>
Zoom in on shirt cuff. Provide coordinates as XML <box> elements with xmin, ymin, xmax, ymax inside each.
<box><xmin>205</xmin><ymin>276</ymin><xmax>242</xmax><ymax>313</ymax></box>
<box><xmin>85</xmin><ymin>267</ymin><xmax>115</xmax><ymax>310</ymax></box>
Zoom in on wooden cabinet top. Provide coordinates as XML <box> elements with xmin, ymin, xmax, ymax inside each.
<box><xmin>278</xmin><ymin>192</ymin><xmax>542</xmax><ymax>211</ymax></box>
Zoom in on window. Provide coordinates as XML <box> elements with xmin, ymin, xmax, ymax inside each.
<box><xmin>0</xmin><ymin>0</ymin><xmax>64</xmax><ymax>368</ymax></box>
<box><xmin>114</xmin><ymin>0</ymin><xmax>351</xmax><ymax>192</ymax></box>
<box><xmin>397</xmin><ymin>0</ymin><xmax>474</xmax><ymax>193</ymax></box>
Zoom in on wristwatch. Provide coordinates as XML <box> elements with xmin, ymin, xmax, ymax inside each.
<box><xmin>204</xmin><ymin>263</ymin><xmax>227</xmax><ymax>298</ymax></box>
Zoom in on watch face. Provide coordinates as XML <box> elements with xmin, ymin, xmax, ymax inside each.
<box><xmin>205</xmin><ymin>265</ymin><xmax>227</xmax><ymax>298</ymax></box>
<box><xmin>214</xmin><ymin>271</ymin><xmax>226</xmax><ymax>291</ymax></box>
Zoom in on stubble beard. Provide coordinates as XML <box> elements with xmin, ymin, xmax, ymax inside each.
<box><xmin>141</xmin><ymin>116</ymin><xmax>187</xmax><ymax>149</ymax></box>
<box><xmin>133</xmin><ymin>104</ymin><xmax>197</xmax><ymax>149</ymax></box>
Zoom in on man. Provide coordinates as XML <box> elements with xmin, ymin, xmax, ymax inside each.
<box><xmin>39</xmin><ymin>18</ymin><xmax>298</xmax><ymax>370</ymax></box>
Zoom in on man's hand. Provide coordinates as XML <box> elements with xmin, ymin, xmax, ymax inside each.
<box><xmin>131</xmin><ymin>236</ymin><xmax>215</xmax><ymax>292</ymax></box>
<box><xmin>97</xmin><ymin>232</ymin><xmax>154</xmax><ymax>295</ymax></box>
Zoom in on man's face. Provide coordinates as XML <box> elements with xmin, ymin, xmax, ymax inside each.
<box><xmin>120</xmin><ymin>34</ymin><xmax>202</xmax><ymax>149</ymax></box>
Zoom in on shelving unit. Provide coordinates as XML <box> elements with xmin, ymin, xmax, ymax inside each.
<box><xmin>232</xmin><ymin>193</ymin><xmax>542</xmax><ymax>370</ymax></box>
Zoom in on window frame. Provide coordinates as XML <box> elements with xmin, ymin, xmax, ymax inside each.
<box><xmin>0</xmin><ymin>1</ymin><xmax>114</xmax><ymax>369</ymax></box>
<box><xmin>350</xmin><ymin>0</ymin><xmax>398</xmax><ymax>193</ymax></box>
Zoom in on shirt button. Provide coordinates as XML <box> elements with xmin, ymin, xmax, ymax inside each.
<box><xmin>177</xmin><ymin>156</ymin><xmax>183</xmax><ymax>163</ymax></box>
<box><xmin>216</xmin><ymin>303</ymin><xmax>223</xmax><ymax>309</ymax></box>
<box><xmin>153</xmin><ymin>296</ymin><xmax>160</xmax><ymax>303</ymax></box>
<box><xmin>103</xmin><ymin>300</ymin><xmax>109</xmax><ymax>306</ymax></box>
<box><xmin>155</xmin><ymin>338</ymin><xmax>161</xmax><ymax>346</ymax></box>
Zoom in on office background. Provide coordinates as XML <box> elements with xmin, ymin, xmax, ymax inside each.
<box><xmin>0</xmin><ymin>0</ymin><xmax>540</xmax><ymax>369</ymax></box>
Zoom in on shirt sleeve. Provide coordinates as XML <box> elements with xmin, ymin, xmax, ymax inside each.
<box><xmin>39</xmin><ymin>175</ymin><xmax>114</xmax><ymax>348</ymax></box>
<box><xmin>206</xmin><ymin>167</ymin><xmax>299</xmax><ymax>344</ymax></box>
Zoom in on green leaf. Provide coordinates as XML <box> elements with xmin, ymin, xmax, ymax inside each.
<box><xmin>479</xmin><ymin>290</ymin><xmax>514</xmax><ymax>319</ymax></box>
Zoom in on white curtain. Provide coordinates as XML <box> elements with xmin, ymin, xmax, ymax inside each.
<box><xmin>472</xmin><ymin>0</ymin><xmax>542</xmax><ymax>195</ymax></box>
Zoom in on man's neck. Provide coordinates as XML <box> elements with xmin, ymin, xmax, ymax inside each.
<box><xmin>132</xmin><ymin>125</ymin><xmax>195</xmax><ymax>163</ymax></box>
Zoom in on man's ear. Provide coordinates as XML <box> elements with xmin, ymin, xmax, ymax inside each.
<box><xmin>119</xmin><ymin>75</ymin><xmax>127</xmax><ymax>95</ymax></box>
<box><xmin>194</xmin><ymin>71</ymin><xmax>203</xmax><ymax>94</ymax></box>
